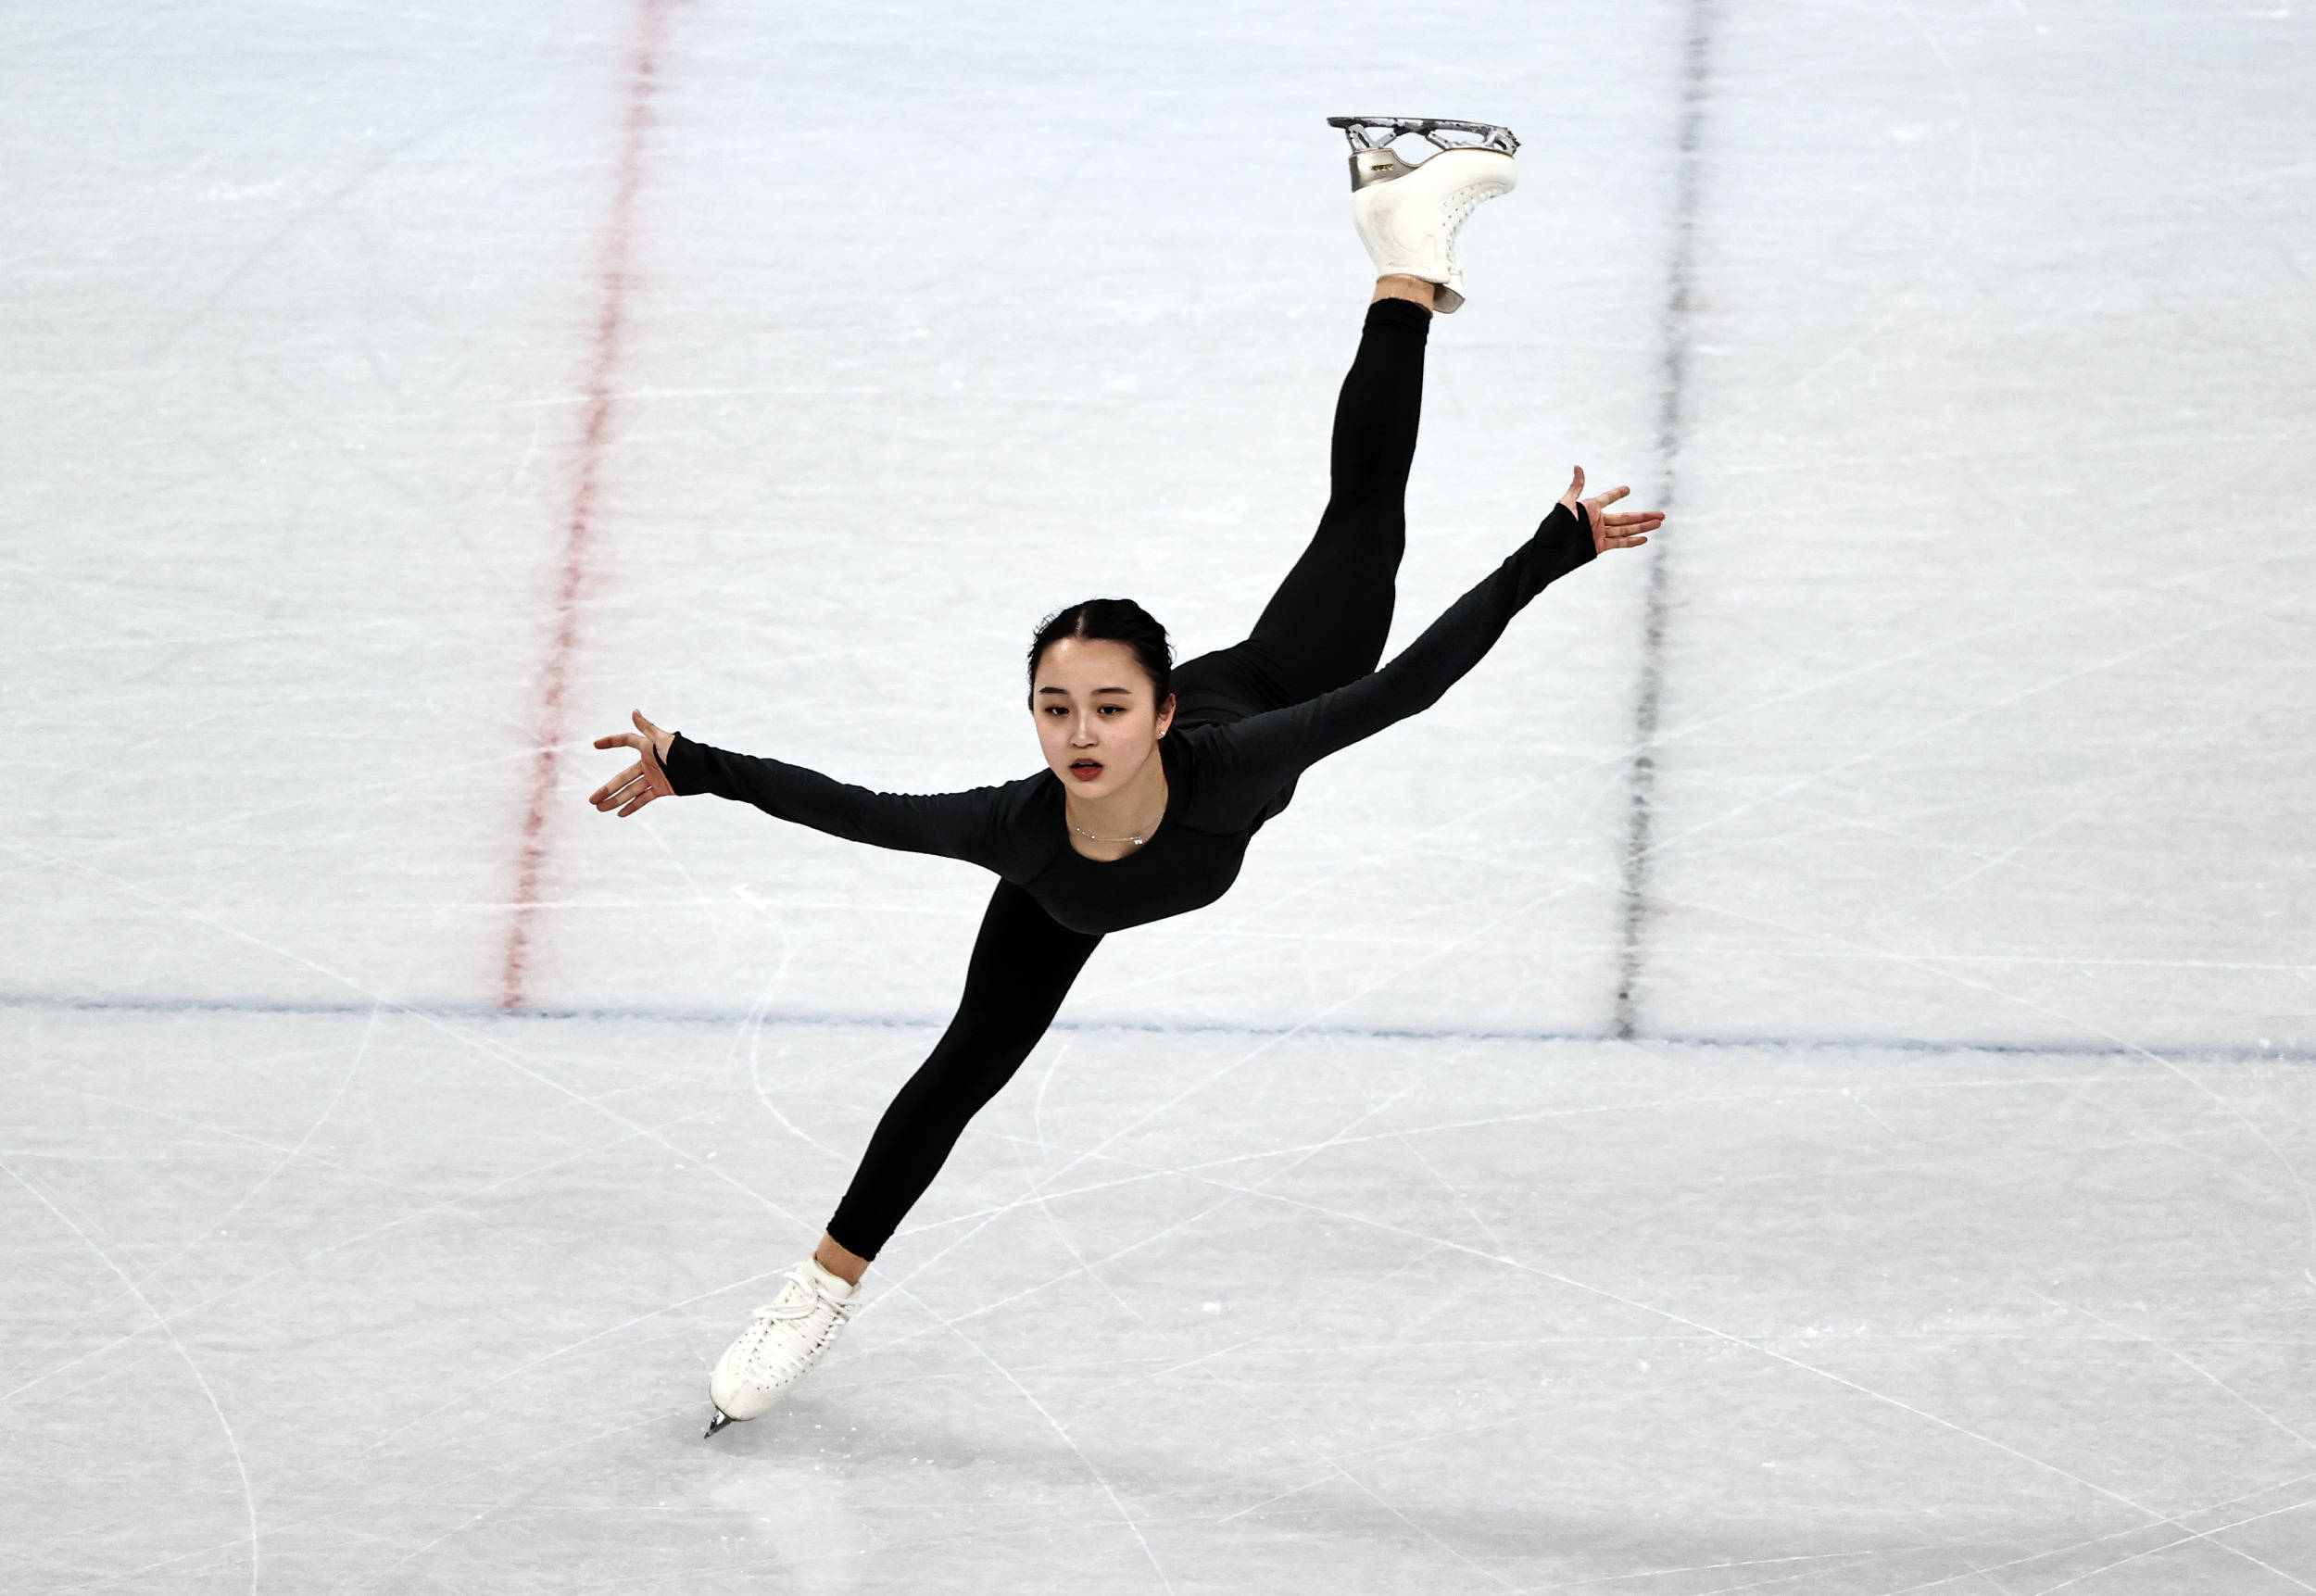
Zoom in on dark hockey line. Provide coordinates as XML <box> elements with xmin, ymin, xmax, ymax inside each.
<box><xmin>4</xmin><ymin>989</ymin><xmax>2308</xmax><ymax>1069</ymax></box>
<box><xmin>1613</xmin><ymin>0</ymin><xmax>1718</xmax><ymax>1040</ymax></box>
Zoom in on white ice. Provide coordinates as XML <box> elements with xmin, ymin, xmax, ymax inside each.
<box><xmin>5</xmin><ymin>0</ymin><xmax>2315</xmax><ymax>1591</ymax></box>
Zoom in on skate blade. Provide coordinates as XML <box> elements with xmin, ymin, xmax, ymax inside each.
<box><xmin>1327</xmin><ymin>116</ymin><xmax>1519</xmax><ymax>157</ymax></box>
<box><xmin>704</xmin><ymin>1407</ymin><xmax>736</xmax><ymax>1439</ymax></box>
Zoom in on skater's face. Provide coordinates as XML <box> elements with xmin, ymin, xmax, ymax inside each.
<box><xmin>1031</xmin><ymin>637</ymin><xmax>1176</xmax><ymax>801</ymax></box>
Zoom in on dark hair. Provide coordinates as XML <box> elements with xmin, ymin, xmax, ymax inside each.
<box><xmin>1026</xmin><ymin>597</ymin><xmax>1174</xmax><ymax>705</ymax></box>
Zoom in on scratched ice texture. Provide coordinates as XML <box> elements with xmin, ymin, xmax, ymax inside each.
<box><xmin>5</xmin><ymin>0</ymin><xmax>2314</xmax><ymax>1591</ymax></box>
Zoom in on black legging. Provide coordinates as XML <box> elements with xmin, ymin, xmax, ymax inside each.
<box><xmin>824</xmin><ymin>296</ymin><xmax>1432</xmax><ymax>1259</ymax></box>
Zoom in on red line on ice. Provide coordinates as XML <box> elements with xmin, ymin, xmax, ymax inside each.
<box><xmin>498</xmin><ymin>0</ymin><xmax>678</xmax><ymax>1011</ymax></box>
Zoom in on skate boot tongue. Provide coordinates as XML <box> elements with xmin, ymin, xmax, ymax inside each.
<box><xmin>802</xmin><ymin>1258</ymin><xmax>857</xmax><ymax>1300</ymax></box>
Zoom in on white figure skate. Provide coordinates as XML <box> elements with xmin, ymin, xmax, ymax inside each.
<box><xmin>1328</xmin><ymin>116</ymin><xmax>1519</xmax><ymax>314</ymax></box>
<box><xmin>703</xmin><ymin>1258</ymin><xmax>860</xmax><ymax>1438</ymax></box>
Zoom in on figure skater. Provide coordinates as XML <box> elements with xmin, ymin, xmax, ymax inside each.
<box><xmin>587</xmin><ymin>117</ymin><xmax>1664</xmax><ymax>1436</ymax></box>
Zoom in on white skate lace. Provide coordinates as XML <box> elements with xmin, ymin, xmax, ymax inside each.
<box><xmin>1439</xmin><ymin>180</ymin><xmax>1506</xmax><ymax>270</ymax></box>
<box><xmin>733</xmin><ymin>1264</ymin><xmax>858</xmax><ymax>1386</ymax></box>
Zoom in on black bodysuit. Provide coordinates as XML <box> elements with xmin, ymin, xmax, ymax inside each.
<box><xmin>661</xmin><ymin>297</ymin><xmax>1599</xmax><ymax>1258</ymax></box>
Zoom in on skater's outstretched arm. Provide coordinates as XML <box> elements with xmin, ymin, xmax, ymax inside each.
<box><xmin>589</xmin><ymin>710</ymin><xmax>1025</xmax><ymax>872</ymax></box>
<box><xmin>1210</xmin><ymin>469</ymin><xmax>1660</xmax><ymax>812</ymax></box>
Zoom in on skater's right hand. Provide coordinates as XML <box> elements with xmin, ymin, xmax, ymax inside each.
<box><xmin>590</xmin><ymin>710</ymin><xmax>676</xmax><ymax>817</ymax></box>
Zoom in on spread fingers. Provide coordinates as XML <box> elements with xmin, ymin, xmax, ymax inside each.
<box><xmin>590</xmin><ymin>763</ymin><xmax>648</xmax><ymax>809</ymax></box>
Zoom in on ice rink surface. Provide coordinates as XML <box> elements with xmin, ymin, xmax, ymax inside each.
<box><xmin>6</xmin><ymin>0</ymin><xmax>2315</xmax><ymax>1590</ymax></box>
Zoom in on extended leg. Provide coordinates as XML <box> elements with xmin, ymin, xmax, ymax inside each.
<box><xmin>822</xmin><ymin>880</ymin><xmax>1102</xmax><ymax>1264</ymax></box>
<box><xmin>1175</xmin><ymin>294</ymin><xmax>1432</xmax><ymax>721</ymax></box>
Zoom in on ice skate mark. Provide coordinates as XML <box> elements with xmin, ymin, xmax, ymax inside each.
<box><xmin>1208</xmin><ymin>1414</ymin><xmax>1927</xmax><ymax>1573</ymax></box>
<box><xmin>0</xmin><ymin>19</ymin><xmax>116</xmax><ymax>57</ymax></box>
<box><xmin>497</xmin><ymin>0</ymin><xmax>683</xmax><ymax>1012</ymax></box>
<box><xmin>871</xmin><ymin>1081</ymin><xmax>1426</xmax><ymax>1356</ymax></box>
<box><xmin>1192</xmin><ymin>1188</ymin><xmax>2286</xmax><ymax>1569</ymax></box>
<box><xmin>1845</xmin><ymin>1090</ymin><xmax>1907</xmax><ymax>1141</ymax></box>
<box><xmin>1604</xmin><ymin>536</ymin><xmax>2310</xmax><ymax>845</ymax></box>
<box><xmin>141</xmin><ymin>126</ymin><xmax>427</xmax><ymax>362</ymax></box>
<box><xmin>947</xmin><ymin>839</ymin><xmax>1627</xmax><ymax>1225</ymax></box>
<box><xmin>999</xmin><ymin>1080</ymin><xmax>1152</xmax><ymax>1328</ymax></box>
<box><xmin>1896</xmin><ymin>1490</ymin><xmax>2316</xmax><ymax>1596</ymax></box>
<box><xmin>0</xmin><ymin>614</ymin><xmax>403</xmax><ymax>664</ymax></box>
<box><xmin>1029</xmin><ymin>1034</ymin><xmax>1072</xmax><ymax>1159</ymax></box>
<box><xmin>54</xmin><ymin>1081</ymin><xmax>430</xmax><ymax>1206</ymax></box>
<box><xmin>1340</xmin><ymin>1465</ymin><xmax>1523</xmax><ymax>1591</ymax></box>
<box><xmin>339</xmin><ymin>1407</ymin><xmax>691</xmax><ymax>1594</ymax></box>
<box><xmin>1629</xmin><ymin>878</ymin><xmax>2316</xmax><ymax>1273</ymax></box>
<box><xmin>0</xmin><ymin>838</ymin><xmax>826</xmax><ymax>1335</ymax></box>
<box><xmin>1625</xmin><ymin>595</ymin><xmax>2299</xmax><ymax>880</ymax></box>
<box><xmin>1717</xmin><ymin>756</ymin><xmax>2270</xmax><ymax>945</ymax></box>
<box><xmin>1900</xmin><ymin>1482</ymin><xmax>2316</xmax><ymax>1596</ymax></box>
<box><xmin>932</xmin><ymin>1068</ymin><xmax>2177</xmax><ymax>1233</ymax></box>
<box><xmin>1210</xmin><ymin>1467</ymin><xmax>1342</xmax><ymax>1525</ymax></box>
<box><xmin>932</xmin><ymin>1322</ymin><xmax>1179</xmax><ymax>1592</ymax></box>
<box><xmin>1613</xmin><ymin>0</ymin><xmax>1717</xmax><ymax>1041</ymax></box>
<box><xmin>124</xmin><ymin>1002</ymin><xmax>388</xmax><ymax>1293</ymax></box>
<box><xmin>1514</xmin><ymin>1545</ymin><xmax>1907</xmax><ymax>1594</ymax></box>
<box><xmin>763</xmin><ymin>1251</ymin><xmax>1189</xmax><ymax>1543</ymax></box>
<box><xmin>731</xmin><ymin>917</ymin><xmax>847</xmax><ymax>1159</ymax></box>
<box><xmin>3</xmin><ymin>1159</ymin><xmax>262</xmax><ymax>1596</ymax></box>
<box><xmin>43</xmin><ymin>1407</ymin><xmax>695</xmax><ymax>1596</ymax></box>
<box><xmin>1897</xmin><ymin>0</ymin><xmax>1983</xmax><ymax>228</ymax></box>
<box><xmin>870</xmin><ymin>1108</ymin><xmax>1352</xmax><ymax>1335</ymax></box>
<box><xmin>1648</xmin><ymin>760</ymin><xmax>2302</xmax><ymax>963</ymax></box>
<box><xmin>1396</xmin><ymin>1118</ymin><xmax>1514</xmax><ymax>1259</ymax></box>
<box><xmin>1074</xmin><ymin>1334</ymin><xmax>1270</xmax><ymax>1403</ymax></box>
<box><xmin>104</xmin><ymin>1115</ymin><xmax>723</xmax><ymax>1526</ymax></box>
<box><xmin>2023</xmin><ymin>1288</ymin><xmax>2316</xmax><ymax>1454</ymax></box>
<box><xmin>745</xmin><ymin>1038</ymin><xmax>843</xmax><ymax>1158</ymax></box>
<box><xmin>1515</xmin><ymin>1547</ymin><xmax>1910</xmax><ymax>1594</ymax></box>
<box><xmin>0</xmin><ymin>1112</ymin><xmax>692</xmax><ymax>1425</ymax></box>
<box><xmin>900</xmin><ymin>1082</ymin><xmax>2285</xmax><ymax>1569</ymax></box>
<box><xmin>1850</xmin><ymin>790</ymin><xmax>2141</xmax><ymax>932</ymax></box>
<box><xmin>1519</xmin><ymin>542</ymin><xmax>2316</xmax><ymax>926</ymax></box>
<box><xmin>953</xmin><ymin>993</ymin><xmax>1383</xmax><ymax>1216</ymax></box>
<box><xmin>2013</xmin><ymin>1498</ymin><xmax>2316</xmax><ymax>1596</ymax></box>
<box><xmin>0</xmin><ymin>1132</ymin><xmax>737</xmax><ymax>1588</ymax></box>
<box><xmin>320</xmin><ymin>1272</ymin><xmax>761</xmax><ymax>1491</ymax></box>
<box><xmin>1202</xmin><ymin>1402</ymin><xmax>1575</xmax><ymax>1526</ymax></box>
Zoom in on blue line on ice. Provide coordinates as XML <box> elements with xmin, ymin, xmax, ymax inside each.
<box><xmin>2</xmin><ymin>988</ymin><xmax>2306</xmax><ymax>1066</ymax></box>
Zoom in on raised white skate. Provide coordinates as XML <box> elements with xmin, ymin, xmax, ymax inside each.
<box><xmin>703</xmin><ymin>1258</ymin><xmax>860</xmax><ymax>1438</ymax></box>
<box><xmin>1328</xmin><ymin>116</ymin><xmax>1519</xmax><ymax>314</ymax></box>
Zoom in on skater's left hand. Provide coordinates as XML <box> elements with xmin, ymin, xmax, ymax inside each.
<box><xmin>590</xmin><ymin>710</ymin><xmax>675</xmax><ymax>817</ymax></box>
<box><xmin>1561</xmin><ymin>466</ymin><xmax>1662</xmax><ymax>554</ymax></box>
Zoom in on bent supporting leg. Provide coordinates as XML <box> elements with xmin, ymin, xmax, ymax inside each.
<box><xmin>819</xmin><ymin>881</ymin><xmax>1101</xmax><ymax>1276</ymax></box>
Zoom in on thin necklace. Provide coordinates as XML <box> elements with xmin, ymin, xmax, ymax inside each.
<box><xmin>1068</xmin><ymin>816</ymin><xmax>1154</xmax><ymax>847</ymax></box>
<box><xmin>1066</xmin><ymin>777</ymin><xmax>1165</xmax><ymax>848</ymax></box>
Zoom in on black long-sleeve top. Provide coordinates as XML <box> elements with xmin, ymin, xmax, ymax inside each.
<box><xmin>662</xmin><ymin>505</ymin><xmax>1598</xmax><ymax>936</ymax></box>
